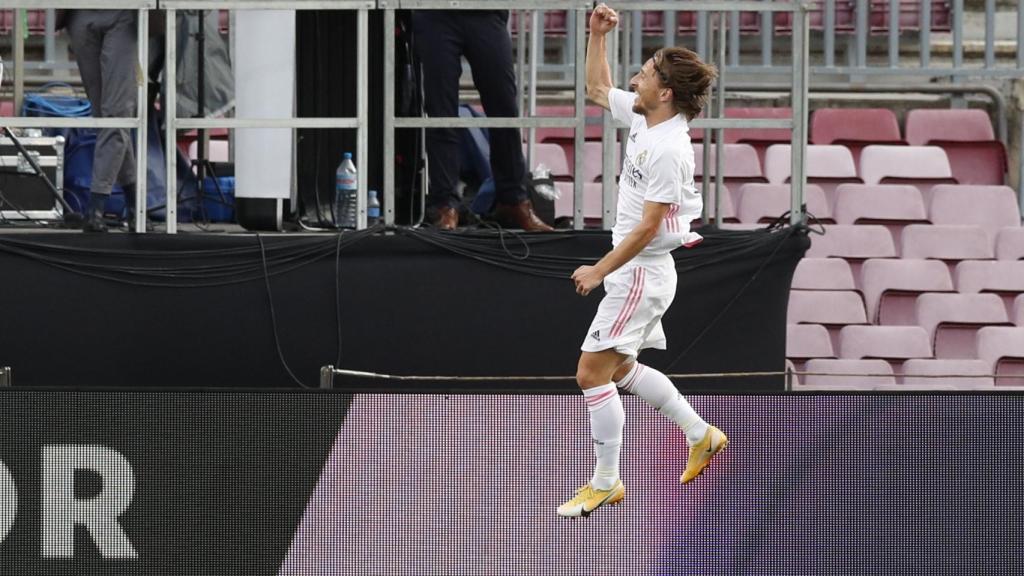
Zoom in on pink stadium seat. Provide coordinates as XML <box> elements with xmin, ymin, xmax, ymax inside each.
<box><xmin>810</xmin><ymin>108</ymin><xmax>903</xmax><ymax>163</ymax></box>
<box><xmin>869</xmin><ymin>0</ymin><xmax>952</xmax><ymax>33</ymax></box>
<box><xmin>859</xmin><ymin>259</ymin><xmax>953</xmax><ymax>324</ymax></box>
<box><xmin>900</xmin><ymin>225</ymin><xmax>993</xmax><ymax>262</ymax></box>
<box><xmin>700</xmin><ymin>184</ymin><xmax>737</xmax><ymax>224</ymax></box>
<box><xmin>788</xmin><ymin>290</ymin><xmax>867</xmax><ymax>326</ymax></box>
<box><xmin>0</xmin><ymin>101</ymin><xmax>13</xmax><ymax>117</ymax></box>
<box><xmin>775</xmin><ymin>2</ymin><xmax>857</xmax><ymax>34</ymax></box>
<box><xmin>582</xmin><ymin>141</ymin><xmax>621</xmax><ymax>183</ymax></box>
<box><xmin>838</xmin><ymin>325</ymin><xmax>932</xmax><ymax>361</ymax></box>
<box><xmin>977</xmin><ymin>327</ymin><xmax>1024</xmax><ymax>386</ymax></box>
<box><xmin>737</xmin><ymin>184</ymin><xmax>830</xmax><ymax>224</ymax></box>
<box><xmin>802</xmin><ymin>359</ymin><xmax>896</xmax><ymax>389</ymax></box>
<box><xmin>904</xmin><ymin>109</ymin><xmax>1005</xmax><ymax>185</ymax></box>
<box><xmin>954</xmin><ymin>261</ymin><xmax>1024</xmax><ymax>310</ymax></box>
<box><xmin>1013</xmin><ymin>295</ymin><xmax>1024</xmax><ymax>326</ymax></box>
<box><xmin>0</xmin><ymin>9</ymin><xmax>46</xmax><ymax>35</ymax></box>
<box><xmin>763</xmin><ymin>144</ymin><xmax>859</xmax><ymax>184</ymax></box>
<box><xmin>188</xmin><ymin>140</ymin><xmax>229</xmax><ymax>163</ymax></box>
<box><xmin>858</xmin><ymin>145</ymin><xmax>956</xmax><ymax>190</ymax></box>
<box><xmin>905</xmin><ymin>109</ymin><xmax>996</xmax><ymax>146</ymax></box>
<box><xmin>787</xmin><ymin>323</ymin><xmax>835</xmax><ymax>359</ymax></box>
<box><xmin>914</xmin><ymin>293</ymin><xmax>1009</xmax><ymax>359</ymax></box>
<box><xmin>721</xmin><ymin>108</ymin><xmax>793</xmax><ymax>164</ymax></box>
<box><xmin>693</xmin><ymin>143</ymin><xmax>766</xmax><ymax>186</ymax></box>
<box><xmin>510</xmin><ymin>10</ymin><xmax>569</xmax><ymax>36</ymax></box>
<box><xmin>997</xmin><ymin>228</ymin><xmax>1024</xmax><ymax>261</ymax></box>
<box><xmin>792</xmin><ymin>258</ymin><xmax>856</xmax><ymax>291</ymax></box>
<box><xmin>928</xmin><ymin>185</ymin><xmax>1020</xmax><ymax>248</ymax></box>
<box><xmin>805</xmin><ymin>225</ymin><xmax>896</xmax><ymax>261</ymax></box>
<box><xmin>764</xmin><ymin>144</ymin><xmax>861</xmax><ymax>206</ymax></box>
<box><xmin>532</xmin><ymin>105</ymin><xmax>605</xmax><ymax>153</ymax></box>
<box><xmin>554</xmin><ymin>182</ymin><xmax>602</xmax><ymax>222</ymax></box>
<box><xmin>525</xmin><ymin>143</ymin><xmax>571</xmax><ymax>180</ymax></box>
<box><xmin>900</xmin><ymin>359</ymin><xmax>993</xmax><ymax>388</ymax></box>
<box><xmin>832</xmin><ymin>184</ymin><xmax>928</xmax><ymax>248</ymax></box>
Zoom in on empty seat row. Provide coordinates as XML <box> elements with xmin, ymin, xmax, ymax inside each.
<box><xmin>789</xmin><ymin>324</ymin><xmax>1024</xmax><ymax>368</ymax></box>
<box><xmin>806</xmin><ymin>223</ymin><xmax>1024</xmax><ymax>261</ymax></box>
<box><xmin>792</xmin><ymin>358</ymin><xmax>1004</xmax><ymax>390</ymax></box>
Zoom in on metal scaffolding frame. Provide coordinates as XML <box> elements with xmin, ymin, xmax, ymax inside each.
<box><xmin>161</xmin><ymin>0</ymin><xmax>374</xmax><ymax>233</ymax></box>
<box><xmin>383</xmin><ymin>0</ymin><xmax>810</xmax><ymax>230</ymax></box>
<box><xmin>0</xmin><ymin>0</ymin><xmax>153</xmax><ymax>233</ymax></box>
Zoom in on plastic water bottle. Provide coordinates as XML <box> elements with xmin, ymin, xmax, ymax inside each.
<box><xmin>367</xmin><ymin>190</ymin><xmax>381</xmax><ymax>226</ymax></box>
<box><xmin>335</xmin><ymin>152</ymin><xmax>358</xmax><ymax>228</ymax></box>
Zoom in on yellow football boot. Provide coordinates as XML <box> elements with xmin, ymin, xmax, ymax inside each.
<box><xmin>556</xmin><ymin>480</ymin><xmax>625</xmax><ymax>518</ymax></box>
<box><xmin>680</xmin><ymin>425</ymin><xmax>728</xmax><ymax>484</ymax></box>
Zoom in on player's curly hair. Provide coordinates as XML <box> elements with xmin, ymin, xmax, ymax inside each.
<box><xmin>652</xmin><ymin>47</ymin><xmax>718</xmax><ymax>121</ymax></box>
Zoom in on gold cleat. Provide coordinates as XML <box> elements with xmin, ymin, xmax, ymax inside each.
<box><xmin>680</xmin><ymin>425</ymin><xmax>728</xmax><ymax>484</ymax></box>
<box><xmin>556</xmin><ymin>480</ymin><xmax>625</xmax><ymax>518</ymax></box>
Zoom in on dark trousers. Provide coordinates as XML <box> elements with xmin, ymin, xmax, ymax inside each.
<box><xmin>411</xmin><ymin>10</ymin><xmax>527</xmax><ymax>208</ymax></box>
<box><xmin>67</xmin><ymin>9</ymin><xmax>138</xmax><ymax>197</ymax></box>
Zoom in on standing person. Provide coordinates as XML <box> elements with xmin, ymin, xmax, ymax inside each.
<box><xmin>411</xmin><ymin>10</ymin><xmax>552</xmax><ymax>231</ymax></box>
<box><xmin>64</xmin><ymin>10</ymin><xmax>139</xmax><ymax>232</ymax></box>
<box><xmin>557</xmin><ymin>4</ymin><xmax>726</xmax><ymax>519</ymax></box>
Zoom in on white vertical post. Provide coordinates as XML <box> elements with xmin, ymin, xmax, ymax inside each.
<box><xmin>357</xmin><ymin>8</ymin><xmax>368</xmax><ymax>229</ymax></box>
<box><xmin>165</xmin><ymin>9</ymin><xmax>178</xmax><ymax>233</ymax></box>
<box><xmin>384</xmin><ymin>7</ymin><xmax>396</xmax><ymax>227</ymax></box>
<box><xmin>790</xmin><ymin>4</ymin><xmax>809</xmax><ymax>226</ymax></box>
<box><xmin>134</xmin><ymin>8</ymin><xmax>149</xmax><ymax>232</ymax></box>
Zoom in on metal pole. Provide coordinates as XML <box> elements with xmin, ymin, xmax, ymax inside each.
<box><xmin>14</xmin><ymin>9</ymin><xmax>24</xmax><ymax>115</ymax></box>
<box><xmin>320</xmin><ymin>365</ymin><xmax>335</xmax><ymax>389</ymax></box>
<box><xmin>134</xmin><ymin>8</ymin><xmax>149</xmax><ymax>233</ymax></box>
<box><xmin>165</xmin><ymin>9</ymin><xmax>178</xmax><ymax>233</ymax></box>
<box><xmin>357</xmin><ymin>8</ymin><xmax>368</xmax><ymax>230</ymax></box>
<box><xmin>729</xmin><ymin>11</ymin><xmax>739</xmax><ymax>68</ymax></box>
<box><xmin>790</xmin><ymin>4</ymin><xmax>809</xmax><ymax>226</ymax></box>
<box><xmin>714</xmin><ymin>12</ymin><xmax>725</xmax><ymax>223</ymax></box>
<box><xmin>952</xmin><ymin>0</ymin><xmax>964</xmax><ymax>83</ymax></box>
<box><xmin>921</xmin><ymin>0</ymin><xmax>932</xmax><ymax>68</ymax></box>
<box><xmin>384</xmin><ymin>7</ymin><xmax>396</xmax><ymax>227</ymax></box>
<box><xmin>760</xmin><ymin>0</ymin><xmax>771</xmax><ymax>67</ymax></box>
<box><xmin>528</xmin><ymin>10</ymin><xmax>540</xmax><ymax>172</ymax></box>
<box><xmin>573</xmin><ymin>7</ymin><xmax>585</xmax><ymax>230</ymax></box>
<box><xmin>44</xmin><ymin>8</ymin><xmax>56</xmax><ymax>68</ymax></box>
<box><xmin>855</xmin><ymin>0</ymin><xmax>867</xmax><ymax>69</ymax></box>
<box><xmin>824</xmin><ymin>0</ymin><xmax>835</xmax><ymax>68</ymax></box>
<box><xmin>984</xmin><ymin>0</ymin><xmax>995</xmax><ymax>69</ymax></box>
<box><xmin>664</xmin><ymin>9</ymin><xmax>676</xmax><ymax>48</ymax></box>
<box><xmin>888</xmin><ymin>0</ymin><xmax>899</xmax><ymax>67</ymax></box>
<box><xmin>0</xmin><ymin>366</ymin><xmax>9</xmax><ymax>388</ymax></box>
<box><xmin>602</xmin><ymin>21</ymin><xmax>618</xmax><ymax>230</ymax></box>
<box><xmin>1018</xmin><ymin>0</ymin><xmax>1024</xmax><ymax>69</ymax></box>
<box><xmin>1019</xmin><ymin>118</ymin><xmax>1024</xmax><ymax>218</ymax></box>
<box><xmin>517</xmin><ymin>11</ymin><xmax>527</xmax><ymax>119</ymax></box>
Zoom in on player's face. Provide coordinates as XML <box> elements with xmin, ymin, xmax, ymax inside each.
<box><xmin>629</xmin><ymin>58</ymin><xmax>666</xmax><ymax>116</ymax></box>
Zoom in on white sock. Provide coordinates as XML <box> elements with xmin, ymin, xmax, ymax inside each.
<box><xmin>583</xmin><ymin>382</ymin><xmax>624</xmax><ymax>490</ymax></box>
<box><xmin>616</xmin><ymin>363</ymin><xmax>708</xmax><ymax>446</ymax></box>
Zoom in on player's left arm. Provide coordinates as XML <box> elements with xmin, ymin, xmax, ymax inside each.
<box><xmin>572</xmin><ymin>200</ymin><xmax>671</xmax><ymax>296</ymax></box>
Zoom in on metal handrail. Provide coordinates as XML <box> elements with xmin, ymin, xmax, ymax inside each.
<box><xmin>0</xmin><ymin>1</ymin><xmax>153</xmax><ymax>233</ymax></box>
<box><xmin>160</xmin><ymin>0</ymin><xmax>375</xmax><ymax>233</ymax></box>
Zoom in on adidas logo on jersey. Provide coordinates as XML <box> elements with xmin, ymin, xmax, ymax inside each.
<box><xmin>590</xmin><ymin>330</ymin><xmax>601</xmax><ymax>341</ymax></box>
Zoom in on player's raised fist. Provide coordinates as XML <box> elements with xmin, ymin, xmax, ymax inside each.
<box><xmin>589</xmin><ymin>3</ymin><xmax>619</xmax><ymax>35</ymax></box>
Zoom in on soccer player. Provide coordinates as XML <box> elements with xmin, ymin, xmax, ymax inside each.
<box><xmin>557</xmin><ymin>4</ymin><xmax>727</xmax><ymax>519</ymax></box>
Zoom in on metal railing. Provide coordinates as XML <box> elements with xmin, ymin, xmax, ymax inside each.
<box><xmin>383</xmin><ymin>0</ymin><xmax>811</xmax><ymax>230</ymax></box>
<box><xmin>161</xmin><ymin>0</ymin><xmax>373</xmax><ymax>233</ymax></box>
<box><xmin>0</xmin><ymin>0</ymin><xmax>153</xmax><ymax>233</ymax></box>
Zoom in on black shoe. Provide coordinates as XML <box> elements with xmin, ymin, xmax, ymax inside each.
<box><xmin>82</xmin><ymin>193</ymin><xmax>110</xmax><ymax>233</ymax></box>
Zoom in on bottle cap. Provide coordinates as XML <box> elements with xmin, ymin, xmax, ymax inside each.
<box><xmin>343</xmin><ymin>152</ymin><xmax>352</xmax><ymax>159</ymax></box>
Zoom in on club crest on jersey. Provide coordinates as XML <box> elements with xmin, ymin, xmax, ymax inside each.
<box><xmin>636</xmin><ymin>150</ymin><xmax>648</xmax><ymax>166</ymax></box>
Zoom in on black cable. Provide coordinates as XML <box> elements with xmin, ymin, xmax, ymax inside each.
<box><xmin>334</xmin><ymin>230</ymin><xmax>343</xmax><ymax>367</ymax></box>
<box><xmin>256</xmin><ymin>232</ymin><xmax>311</xmax><ymax>389</ymax></box>
<box><xmin>665</xmin><ymin>223</ymin><xmax>802</xmax><ymax>370</ymax></box>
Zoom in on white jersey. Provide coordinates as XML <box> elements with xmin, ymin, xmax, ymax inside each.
<box><xmin>608</xmin><ymin>87</ymin><xmax>703</xmax><ymax>256</ymax></box>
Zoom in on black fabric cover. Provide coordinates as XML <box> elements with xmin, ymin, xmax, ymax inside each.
<box><xmin>0</xmin><ymin>225</ymin><xmax>808</xmax><ymax>392</ymax></box>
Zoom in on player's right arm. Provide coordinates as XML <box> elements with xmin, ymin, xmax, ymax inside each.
<box><xmin>586</xmin><ymin>4</ymin><xmax>618</xmax><ymax>110</ymax></box>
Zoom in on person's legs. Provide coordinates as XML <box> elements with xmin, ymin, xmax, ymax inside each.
<box><xmin>92</xmin><ymin>10</ymin><xmax>138</xmax><ymax>200</ymax></box>
<box><xmin>614</xmin><ymin>361</ymin><xmax>708</xmax><ymax>445</ymax></box>
<box><xmin>411</xmin><ymin>11</ymin><xmax>464</xmax><ymax>226</ymax></box>
<box><xmin>462</xmin><ymin>11</ymin><xmax>552</xmax><ymax>231</ymax></box>
<box><xmin>556</xmin><ymin>348</ymin><xmax>628</xmax><ymax>518</ymax></box>
<box><xmin>67</xmin><ymin>11</ymin><xmax>109</xmax><ymax>231</ymax></box>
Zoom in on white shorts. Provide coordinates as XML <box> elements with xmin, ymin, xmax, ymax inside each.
<box><xmin>580</xmin><ymin>254</ymin><xmax>678</xmax><ymax>358</ymax></box>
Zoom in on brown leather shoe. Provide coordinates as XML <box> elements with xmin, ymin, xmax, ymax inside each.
<box><xmin>431</xmin><ymin>205</ymin><xmax>459</xmax><ymax>230</ymax></box>
<box><xmin>492</xmin><ymin>200</ymin><xmax>554</xmax><ymax>232</ymax></box>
